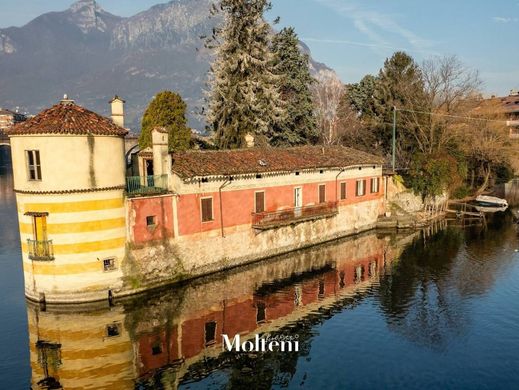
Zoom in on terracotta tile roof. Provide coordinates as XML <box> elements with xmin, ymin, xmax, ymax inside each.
<box><xmin>171</xmin><ymin>146</ymin><xmax>384</xmax><ymax>179</ymax></box>
<box><xmin>6</xmin><ymin>101</ymin><xmax>128</xmax><ymax>137</ymax></box>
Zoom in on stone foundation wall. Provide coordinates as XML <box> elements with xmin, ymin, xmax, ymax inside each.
<box><xmin>119</xmin><ymin>198</ymin><xmax>384</xmax><ymax>296</ymax></box>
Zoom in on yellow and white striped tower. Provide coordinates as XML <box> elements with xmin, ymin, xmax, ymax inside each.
<box><xmin>6</xmin><ymin>96</ymin><xmax>128</xmax><ymax>303</ymax></box>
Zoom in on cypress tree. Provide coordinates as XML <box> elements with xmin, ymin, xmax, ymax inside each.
<box><xmin>207</xmin><ymin>0</ymin><xmax>285</xmax><ymax>149</ymax></box>
<box><xmin>271</xmin><ymin>27</ymin><xmax>318</xmax><ymax>146</ymax></box>
<box><xmin>139</xmin><ymin>91</ymin><xmax>191</xmax><ymax>151</ymax></box>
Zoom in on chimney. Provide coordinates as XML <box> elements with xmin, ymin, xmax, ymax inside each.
<box><xmin>152</xmin><ymin>127</ymin><xmax>171</xmax><ymax>177</ymax></box>
<box><xmin>109</xmin><ymin>95</ymin><xmax>125</xmax><ymax>128</ymax></box>
<box><xmin>245</xmin><ymin>133</ymin><xmax>255</xmax><ymax>148</ymax></box>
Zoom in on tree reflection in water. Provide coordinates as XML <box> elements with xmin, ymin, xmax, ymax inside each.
<box><xmin>26</xmin><ymin>215</ymin><xmax>518</xmax><ymax>389</ymax></box>
<box><xmin>377</xmin><ymin>212</ymin><xmax>516</xmax><ymax>350</ymax></box>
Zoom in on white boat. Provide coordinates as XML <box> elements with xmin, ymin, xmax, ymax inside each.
<box><xmin>474</xmin><ymin>205</ymin><xmax>508</xmax><ymax>213</ymax></box>
<box><xmin>475</xmin><ymin>195</ymin><xmax>508</xmax><ymax>208</ymax></box>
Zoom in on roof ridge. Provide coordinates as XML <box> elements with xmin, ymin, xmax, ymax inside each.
<box><xmin>6</xmin><ymin>101</ymin><xmax>128</xmax><ymax>137</ymax></box>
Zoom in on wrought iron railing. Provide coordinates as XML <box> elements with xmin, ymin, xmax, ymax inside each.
<box><xmin>252</xmin><ymin>202</ymin><xmax>338</xmax><ymax>228</ymax></box>
<box><xmin>126</xmin><ymin>175</ymin><xmax>168</xmax><ymax>196</ymax></box>
<box><xmin>27</xmin><ymin>239</ymin><xmax>54</xmax><ymax>261</ymax></box>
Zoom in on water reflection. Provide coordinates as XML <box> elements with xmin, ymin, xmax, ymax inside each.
<box><xmin>28</xmin><ymin>232</ymin><xmax>408</xmax><ymax>389</ymax></box>
<box><xmin>24</xmin><ymin>211</ymin><xmax>519</xmax><ymax>389</ymax></box>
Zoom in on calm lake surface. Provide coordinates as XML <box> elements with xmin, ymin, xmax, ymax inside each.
<box><xmin>1</xmin><ymin>148</ymin><xmax>519</xmax><ymax>389</ymax></box>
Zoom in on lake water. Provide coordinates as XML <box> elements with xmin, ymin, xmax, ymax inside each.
<box><xmin>1</xmin><ymin>148</ymin><xmax>519</xmax><ymax>389</ymax></box>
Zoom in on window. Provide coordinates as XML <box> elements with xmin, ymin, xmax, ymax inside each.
<box><xmin>370</xmin><ymin>178</ymin><xmax>380</xmax><ymax>193</ymax></box>
<box><xmin>205</xmin><ymin>321</ymin><xmax>217</xmax><ymax>345</ymax></box>
<box><xmin>355</xmin><ymin>265</ymin><xmax>364</xmax><ymax>283</ymax></box>
<box><xmin>318</xmin><ymin>184</ymin><xmax>326</xmax><ymax>203</ymax></box>
<box><xmin>369</xmin><ymin>261</ymin><xmax>377</xmax><ymax>277</ymax></box>
<box><xmin>201</xmin><ymin>197</ymin><xmax>213</xmax><ymax>222</ymax></box>
<box><xmin>340</xmin><ymin>182</ymin><xmax>347</xmax><ymax>200</ymax></box>
<box><xmin>339</xmin><ymin>271</ymin><xmax>345</xmax><ymax>289</ymax></box>
<box><xmin>256</xmin><ymin>302</ymin><xmax>266</xmax><ymax>323</ymax></box>
<box><xmin>26</xmin><ymin>150</ymin><xmax>41</xmax><ymax>181</ymax></box>
<box><xmin>255</xmin><ymin>191</ymin><xmax>265</xmax><ymax>213</ymax></box>
<box><xmin>146</xmin><ymin>215</ymin><xmax>156</xmax><ymax>226</ymax></box>
<box><xmin>103</xmin><ymin>258</ymin><xmax>116</xmax><ymax>272</ymax></box>
<box><xmin>356</xmin><ymin>180</ymin><xmax>366</xmax><ymax>197</ymax></box>
<box><xmin>106</xmin><ymin>323</ymin><xmax>121</xmax><ymax>337</ymax></box>
<box><xmin>151</xmin><ymin>341</ymin><xmax>163</xmax><ymax>355</ymax></box>
<box><xmin>318</xmin><ymin>280</ymin><xmax>325</xmax><ymax>298</ymax></box>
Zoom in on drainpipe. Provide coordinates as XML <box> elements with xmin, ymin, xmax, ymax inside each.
<box><xmin>335</xmin><ymin>168</ymin><xmax>346</xmax><ymax>202</ymax></box>
<box><xmin>219</xmin><ymin>177</ymin><xmax>231</xmax><ymax>237</ymax></box>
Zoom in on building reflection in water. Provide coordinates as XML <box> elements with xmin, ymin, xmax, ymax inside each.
<box><xmin>27</xmin><ymin>231</ymin><xmax>412</xmax><ymax>389</ymax></box>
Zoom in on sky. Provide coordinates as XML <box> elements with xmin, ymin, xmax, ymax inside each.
<box><xmin>1</xmin><ymin>0</ymin><xmax>518</xmax><ymax>96</ymax></box>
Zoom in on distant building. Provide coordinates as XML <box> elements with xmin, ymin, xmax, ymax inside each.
<box><xmin>0</xmin><ymin>108</ymin><xmax>27</xmax><ymax>131</ymax></box>
<box><xmin>487</xmin><ymin>90</ymin><xmax>519</xmax><ymax>139</ymax></box>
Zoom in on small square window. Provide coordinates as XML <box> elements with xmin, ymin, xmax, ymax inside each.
<box><xmin>106</xmin><ymin>323</ymin><xmax>121</xmax><ymax>337</ymax></box>
<box><xmin>103</xmin><ymin>258</ymin><xmax>116</xmax><ymax>272</ymax></box>
<box><xmin>146</xmin><ymin>215</ymin><xmax>156</xmax><ymax>226</ymax></box>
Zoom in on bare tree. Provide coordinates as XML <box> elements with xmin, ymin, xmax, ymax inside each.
<box><xmin>405</xmin><ymin>55</ymin><xmax>483</xmax><ymax>155</ymax></box>
<box><xmin>311</xmin><ymin>69</ymin><xmax>344</xmax><ymax>145</ymax></box>
<box><xmin>460</xmin><ymin>98</ymin><xmax>510</xmax><ymax>193</ymax></box>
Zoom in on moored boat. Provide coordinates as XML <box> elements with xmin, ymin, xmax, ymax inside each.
<box><xmin>475</xmin><ymin>195</ymin><xmax>508</xmax><ymax>208</ymax></box>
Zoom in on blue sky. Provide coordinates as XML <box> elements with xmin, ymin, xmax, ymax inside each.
<box><xmin>1</xmin><ymin>0</ymin><xmax>518</xmax><ymax>95</ymax></box>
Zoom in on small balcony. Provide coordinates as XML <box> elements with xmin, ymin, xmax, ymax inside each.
<box><xmin>252</xmin><ymin>202</ymin><xmax>339</xmax><ymax>230</ymax></box>
<box><xmin>27</xmin><ymin>239</ymin><xmax>54</xmax><ymax>261</ymax></box>
<box><xmin>126</xmin><ymin>175</ymin><xmax>168</xmax><ymax>197</ymax></box>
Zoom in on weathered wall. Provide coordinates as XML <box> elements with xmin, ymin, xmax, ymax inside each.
<box><xmin>128</xmin><ymin>194</ymin><xmax>174</xmax><ymax>246</ymax></box>
<box><xmin>10</xmin><ymin>134</ymin><xmax>127</xmax><ymax>303</ymax></box>
<box><xmin>17</xmin><ymin>190</ymin><xmax>127</xmax><ymax>302</ymax></box>
<box><xmin>124</xmin><ymin>197</ymin><xmax>384</xmax><ymax>292</ymax></box>
<box><xmin>10</xmin><ymin>135</ymin><xmax>125</xmax><ymax>191</ymax></box>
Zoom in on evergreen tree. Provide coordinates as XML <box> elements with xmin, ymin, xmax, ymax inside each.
<box><xmin>207</xmin><ymin>0</ymin><xmax>285</xmax><ymax>149</ymax></box>
<box><xmin>139</xmin><ymin>91</ymin><xmax>191</xmax><ymax>151</ymax></box>
<box><xmin>371</xmin><ymin>52</ymin><xmax>428</xmax><ymax>164</ymax></box>
<box><xmin>270</xmin><ymin>27</ymin><xmax>317</xmax><ymax>146</ymax></box>
<box><xmin>345</xmin><ymin>74</ymin><xmax>377</xmax><ymax>118</ymax></box>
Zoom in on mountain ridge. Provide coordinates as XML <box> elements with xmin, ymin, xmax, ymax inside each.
<box><xmin>0</xmin><ymin>0</ymin><xmax>337</xmax><ymax>131</ymax></box>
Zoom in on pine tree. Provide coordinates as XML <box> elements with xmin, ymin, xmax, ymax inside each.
<box><xmin>371</xmin><ymin>52</ymin><xmax>427</xmax><ymax>163</ymax></box>
<box><xmin>207</xmin><ymin>0</ymin><xmax>285</xmax><ymax>149</ymax></box>
<box><xmin>271</xmin><ymin>27</ymin><xmax>317</xmax><ymax>146</ymax></box>
<box><xmin>139</xmin><ymin>91</ymin><xmax>191</xmax><ymax>151</ymax></box>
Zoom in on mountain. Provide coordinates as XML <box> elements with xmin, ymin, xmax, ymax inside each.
<box><xmin>0</xmin><ymin>0</ymin><xmax>337</xmax><ymax>131</ymax></box>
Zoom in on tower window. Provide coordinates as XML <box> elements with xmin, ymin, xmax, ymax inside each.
<box><xmin>26</xmin><ymin>150</ymin><xmax>42</xmax><ymax>181</ymax></box>
<box><xmin>106</xmin><ymin>323</ymin><xmax>121</xmax><ymax>337</ymax></box>
<box><xmin>103</xmin><ymin>258</ymin><xmax>116</xmax><ymax>272</ymax></box>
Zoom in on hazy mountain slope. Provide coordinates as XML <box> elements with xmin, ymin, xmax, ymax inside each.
<box><xmin>0</xmin><ymin>0</ymin><xmax>336</xmax><ymax>131</ymax></box>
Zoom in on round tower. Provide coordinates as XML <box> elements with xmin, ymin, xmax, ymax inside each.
<box><xmin>6</xmin><ymin>97</ymin><xmax>128</xmax><ymax>303</ymax></box>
